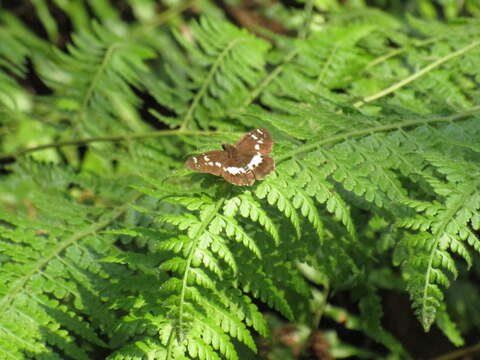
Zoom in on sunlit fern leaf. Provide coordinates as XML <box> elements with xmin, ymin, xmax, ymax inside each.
<box><xmin>148</xmin><ymin>17</ymin><xmax>270</xmax><ymax>130</ymax></box>
<box><xmin>292</xmin><ymin>189</ymin><xmax>324</xmax><ymax>241</ymax></box>
<box><xmin>290</xmin><ymin>158</ymin><xmax>358</xmax><ymax>240</ymax></box>
<box><xmin>223</xmin><ymin>193</ymin><xmax>280</xmax><ymax>245</ymax></box>
<box><xmin>0</xmin><ymin>187</ymin><xmax>128</xmax><ymax>359</ymax></box>
<box><xmin>199</xmin><ymin>232</ymin><xmax>238</xmax><ymax>275</ymax></box>
<box><xmin>255</xmin><ymin>179</ymin><xmax>301</xmax><ymax>238</ymax></box>
<box><xmin>185</xmin><ymin>335</ymin><xmax>222</xmax><ymax>360</ymax></box>
<box><xmin>133</xmin><ymin>188</ymin><xmax>268</xmax><ymax>359</ymax></box>
<box><xmin>218</xmin><ymin>215</ymin><xmax>262</xmax><ymax>258</ymax></box>
<box><xmin>191</xmin><ymin>318</ymin><xmax>238</xmax><ymax>360</ymax></box>
<box><xmin>220</xmin><ymin>290</ymin><xmax>269</xmax><ymax>337</ymax></box>
<box><xmin>238</xmin><ymin>270</ymin><xmax>294</xmax><ymax>322</ymax></box>
<box><xmin>192</xmin><ymin>300</ymin><xmax>257</xmax><ymax>352</ymax></box>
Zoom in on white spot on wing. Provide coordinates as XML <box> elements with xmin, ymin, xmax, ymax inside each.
<box><xmin>215</xmin><ymin>162</ymin><xmax>221</xmax><ymax>167</ymax></box>
<box><xmin>254</xmin><ymin>144</ymin><xmax>260</xmax><ymax>150</ymax></box>
<box><xmin>251</xmin><ymin>134</ymin><xmax>258</xmax><ymax>140</ymax></box>
<box><xmin>258</xmin><ymin>139</ymin><xmax>264</xmax><ymax>144</ymax></box>
<box><xmin>208</xmin><ymin>162</ymin><xmax>214</xmax><ymax>166</ymax></box>
<box><xmin>247</xmin><ymin>153</ymin><xmax>263</xmax><ymax>170</ymax></box>
<box><xmin>256</xmin><ymin>129</ymin><xmax>263</xmax><ymax>134</ymax></box>
<box><xmin>204</xmin><ymin>156</ymin><xmax>210</xmax><ymax>161</ymax></box>
<box><xmin>192</xmin><ymin>157</ymin><xmax>198</xmax><ymax>164</ymax></box>
<box><xmin>225</xmin><ymin>167</ymin><xmax>246</xmax><ymax>175</ymax></box>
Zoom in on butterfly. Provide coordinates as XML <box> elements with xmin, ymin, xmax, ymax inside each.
<box><xmin>185</xmin><ymin>128</ymin><xmax>275</xmax><ymax>186</ymax></box>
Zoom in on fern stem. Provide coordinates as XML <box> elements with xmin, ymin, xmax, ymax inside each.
<box><xmin>165</xmin><ymin>198</ymin><xmax>226</xmax><ymax>360</ymax></box>
<box><xmin>354</xmin><ymin>40</ymin><xmax>480</xmax><ymax>107</ymax></box>
<box><xmin>180</xmin><ymin>38</ymin><xmax>243</xmax><ymax>131</ymax></box>
<box><xmin>81</xmin><ymin>42</ymin><xmax>120</xmax><ymax>117</ymax></box>
<box><xmin>299</xmin><ymin>0</ymin><xmax>315</xmax><ymax>39</ymax></box>
<box><xmin>240</xmin><ymin>48</ymin><xmax>298</xmax><ymax>111</ymax></box>
<box><xmin>313</xmin><ymin>282</ymin><xmax>329</xmax><ymax>329</ymax></box>
<box><xmin>236</xmin><ymin>0</ymin><xmax>318</xmax><ymax>113</ymax></box>
<box><xmin>363</xmin><ymin>37</ymin><xmax>441</xmax><ymax>72</ymax></box>
<box><xmin>432</xmin><ymin>342</ymin><xmax>480</xmax><ymax>360</ymax></box>
<box><xmin>133</xmin><ymin>0</ymin><xmax>196</xmax><ymax>36</ymax></box>
<box><xmin>276</xmin><ymin>106</ymin><xmax>480</xmax><ymax>163</ymax></box>
<box><xmin>0</xmin><ymin>192</ymin><xmax>143</xmax><ymax>315</ymax></box>
<box><xmin>0</xmin><ymin>130</ymin><xmax>240</xmax><ymax>161</ymax></box>
<box><xmin>314</xmin><ymin>41</ymin><xmax>341</xmax><ymax>90</ymax></box>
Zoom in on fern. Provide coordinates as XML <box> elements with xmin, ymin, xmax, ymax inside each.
<box><xmin>395</xmin><ymin>156</ymin><xmax>480</xmax><ymax>330</ymax></box>
<box><xmin>1</xmin><ymin>2</ymin><xmax>480</xmax><ymax>359</ymax></box>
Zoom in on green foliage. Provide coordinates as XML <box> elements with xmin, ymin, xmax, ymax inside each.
<box><xmin>1</xmin><ymin>1</ymin><xmax>480</xmax><ymax>359</ymax></box>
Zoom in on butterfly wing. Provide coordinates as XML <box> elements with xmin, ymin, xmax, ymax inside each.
<box><xmin>187</xmin><ymin>149</ymin><xmax>256</xmax><ymax>186</ymax></box>
<box><xmin>222</xmin><ymin>167</ymin><xmax>256</xmax><ymax>186</ymax></box>
<box><xmin>186</xmin><ymin>128</ymin><xmax>274</xmax><ymax>186</ymax></box>
<box><xmin>252</xmin><ymin>154</ymin><xmax>275</xmax><ymax>180</ymax></box>
<box><xmin>185</xmin><ymin>150</ymin><xmax>228</xmax><ymax>176</ymax></box>
<box><xmin>235</xmin><ymin>128</ymin><xmax>273</xmax><ymax>154</ymax></box>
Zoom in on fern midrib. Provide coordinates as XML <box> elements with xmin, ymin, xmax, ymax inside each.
<box><xmin>276</xmin><ymin>107</ymin><xmax>480</xmax><ymax>163</ymax></box>
<box><xmin>0</xmin><ymin>193</ymin><xmax>142</xmax><ymax>315</ymax></box>
<box><xmin>354</xmin><ymin>39</ymin><xmax>480</xmax><ymax>107</ymax></box>
<box><xmin>132</xmin><ymin>0</ymin><xmax>195</xmax><ymax>37</ymax></box>
<box><xmin>0</xmin><ymin>130</ymin><xmax>242</xmax><ymax>160</ymax></box>
<box><xmin>165</xmin><ymin>198</ymin><xmax>225</xmax><ymax>360</ymax></box>
<box><xmin>420</xmin><ymin>191</ymin><xmax>470</xmax><ymax>329</ymax></box>
<box><xmin>81</xmin><ymin>42</ymin><xmax>120</xmax><ymax>112</ymax></box>
<box><xmin>314</xmin><ymin>42</ymin><xmax>341</xmax><ymax>90</ymax></box>
<box><xmin>376</xmin><ymin>166</ymin><xmax>407</xmax><ymax>202</ymax></box>
<box><xmin>363</xmin><ymin>36</ymin><xmax>440</xmax><ymax>72</ymax></box>
<box><xmin>179</xmin><ymin>38</ymin><xmax>244</xmax><ymax>131</ymax></box>
<box><xmin>238</xmin><ymin>48</ymin><xmax>298</xmax><ymax>112</ymax></box>
<box><xmin>76</xmin><ymin>41</ymin><xmax>122</xmax><ymax>135</ymax></box>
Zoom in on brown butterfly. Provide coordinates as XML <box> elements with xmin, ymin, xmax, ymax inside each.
<box><xmin>185</xmin><ymin>128</ymin><xmax>275</xmax><ymax>186</ymax></box>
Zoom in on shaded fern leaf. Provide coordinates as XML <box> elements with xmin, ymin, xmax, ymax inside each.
<box><xmin>48</xmin><ymin>22</ymin><xmax>155</xmax><ymax>136</ymax></box>
<box><xmin>358</xmin><ymin>288</ymin><xmax>406</xmax><ymax>355</ymax></box>
<box><xmin>395</xmin><ymin>157</ymin><xmax>480</xmax><ymax>330</ymax></box>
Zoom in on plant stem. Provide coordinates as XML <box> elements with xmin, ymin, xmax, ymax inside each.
<box><xmin>0</xmin><ymin>130</ymin><xmax>239</xmax><ymax>161</ymax></box>
<box><xmin>354</xmin><ymin>40</ymin><xmax>480</xmax><ymax>107</ymax></box>
<box><xmin>277</xmin><ymin>106</ymin><xmax>480</xmax><ymax>162</ymax></box>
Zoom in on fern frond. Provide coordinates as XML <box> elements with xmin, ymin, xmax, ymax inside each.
<box><xmin>122</xmin><ymin>183</ymin><xmax>286</xmax><ymax>360</ymax></box>
<box><xmin>255</xmin><ymin>178</ymin><xmax>302</xmax><ymax>238</ymax></box>
<box><xmin>224</xmin><ymin>193</ymin><xmax>280</xmax><ymax>244</ymax></box>
<box><xmin>146</xmin><ymin>17</ymin><xmax>270</xmax><ymax>131</ymax></box>
<box><xmin>3</xmin><ymin>5</ymin><xmax>480</xmax><ymax>358</ymax></box>
<box><xmin>396</xmin><ymin>158</ymin><xmax>480</xmax><ymax>330</ymax></box>
<box><xmin>238</xmin><ymin>270</ymin><xmax>294</xmax><ymax>322</ymax></box>
<box><xmin>217</xmin><ymin>215</ymin><xmax>262</xmax><ymax>258</ymax></box>
<box><xmin>0</xmin><ymin>171</ymin><xmax>138</xmax><ymax>359</ymax></box>
<box><xmin>46</xmin><ymin>22</ymin><xmax>155</xmax><ymax>136</ymax></box>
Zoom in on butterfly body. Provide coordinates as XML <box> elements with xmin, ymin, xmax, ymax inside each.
<box><xmin>186</xmin><ymin>128</ymin><xmax>275</xmax><ymax>186</ymax></box>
